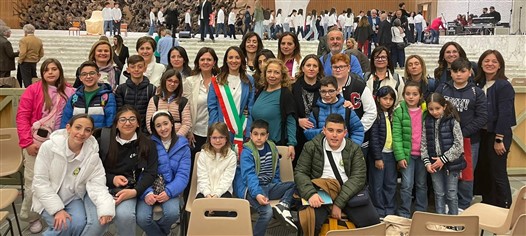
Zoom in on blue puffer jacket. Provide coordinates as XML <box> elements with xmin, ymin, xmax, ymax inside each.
<box><xmin>423</xmin><ymin>116</ymin><xmax>466</xmax><ymax>172</ymax></box>
<box><xmin>60</xmin><ymin>83</ymin><xmax>117</xmax><ymax>128</ymax></box>
<box><xmin>370</xmin><ymin>112</ymin><xmax>390</xmax><ymax>161</ymax></box>
<box><xmin>143</xmin><ymin>135</ymin><xmax>191</xmax><ymax>199</ymax></box>
<box><xmin>304</xmin><ymin>95</ymin><xmax>364</xmax><ymax>145</ymax></box>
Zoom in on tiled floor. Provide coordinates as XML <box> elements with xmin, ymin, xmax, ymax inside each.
<box><xmin>1</xmin><ymin>175</ymin><xmax>525</xmax><ymax>236</ymax></box>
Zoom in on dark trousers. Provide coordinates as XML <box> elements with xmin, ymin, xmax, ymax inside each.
<box><xmin>0</xmin><ymin>71</ymin><xmax>11</xmax><ymax>77</ymax></box>
<box><xmin>17</xmin><ymin>62</ymin><xmax>37</xmax><ymax>88</ymax></box>
<box><xmin>312</xmin><ymin>200</ymin><xmax>380</xmax><ymax>235</ymax></box>
<box><xmin>228</xmin><ymin>24</ymin><xmax>237</xmax><ymax>39</ymax></box>
<box><xmin>475</xmin><ymin>130</ymin><xmax>512</xmax><ymax>208</ymax></box>
<box><xmin>185</xmin><ymin>23</ymin><xmax>191</xmax><ymax>32</ymax></box>
<box><xmin>199</xmin><ymin>19</ymin><xmax>214</xmax><ymax>41</ymax></box>
<box><xmin>390</xmin><ymin>44</ymin><xmax>406</xmax><ymax>68</ymax></box>
<box><xmin>113</xmin><ymin>20</ymin><xmax>121</xmax><ymax>35</ymax></box>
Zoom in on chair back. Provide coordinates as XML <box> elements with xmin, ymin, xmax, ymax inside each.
<box><xmin>72</xmin><ymin>21</ymin><xmax>81</xmax><ymax>28</ymax></box>
<box><xmin>187</xmin><ymin>198</ymin><xmax>252</xmax><ymax>236</ymax></box>
<box><xmin>120</xmin><ymin>23</ymin><xmax>128</xmax><ymax>30</ymax></box>
<box><xmin>276</xmin><ymin>146</ymin><xmax>294</xmax><ymax>182</ymax></box>
<box><xmin>0</xmin><ymin>128</ymin><xmax>23</xmax><ymax>176</ymax></box>
<box><xmin>87</xmin><ymin>11</ymin><xmax>103</xmax><ymax>21</ymax></box>
<box><xmin>326</xmin><ymin>222</ymin><xmax>386</xmax><ymax>235</ymax></box>
<box><xmin>409</xmin><ymin>211</ymin><xmax>479</xmax><ymax>236</ymax></box>
<box><xmin>185</xmin><ymin>152</ymin><xmax>200</xmax><ymax>213</ymax></box>
<box><xmin>510</xmin><ymin>214</ymin><xmax>526</xmax><ymax>236</ymax></box>
<box><xmin>508</xmin><ymin>185</ymin><xmax>526</xmax><ymax>231</ymax></box>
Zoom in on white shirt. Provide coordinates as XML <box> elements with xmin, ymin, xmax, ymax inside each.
<box><xmin>275</xmin><ymin>13</ymin><xmax>283</xmax><ymax>26</ymax></box>
<box><xmin>414</xmin><ymin>14</ymin><xmax>424</xmax><ymax>24</ymax></box>
<box><xmin>305</xmin><ymin>15</ymin><xmax>312</xmax><ymax>26</ymax></box>
<box><xmin>57</xmin><ymin>147</ymin><xmax>83</xmax><ymax>206</ymax></box>
<box><xmin>194</xmin><ymin>76</ymin><xmax>210</xmax><ymax>136</ymax></box>
<box><xmin>217</xmin><ymin>9</ymin><xmax>225</xmax><ymax>24</ymax></box>
<box><xmin>408</xmin><ymin>16</ymin><xmax>414</xmax><ymax>24</ymax></box>
<box><xmin>227</xmin><ymin>74</ymin><xmax>242</xmax><ymax>108</ymax></box>
<box><xmin>344</xmin><ymin>14</ymin><xmax>354</xmax><ymax>27</ymax></box>
<box><xmin>328</xmin><ymin>14</ymin><xmax>337</xmax><ymax>26</ymax></box>
<box><xmin>112</xmin><ymin>8</ymin><xmax>122</xmax><ymax>21</ymax></box>
<box><xmin>295</xmin><ymin>14</ymin><xmax>305</xmax><ymax>28</ymax></box>
<box><xmin>321</xmin><ymin>138</ymin><xmax>349</xmax><ymax>183</ymax></box>
<box><xmin>391</xmin><ymin>26</ymin><xmax>405</xmax><ymax>43</ymax></box>
<box><xmin>185</xmin><ymin>12</ymin><xmax>191</xmax><ymax>24</ymax></box>
<box><xmin>157</xmin><ymin>11</ymin><xmax>165</xmax><ymax>24</ymax></box>
<box><xmin>228</xmin><ymin>12</ymin><xmax>236</xmax><ymax>25</ymax></box>
<box><xmin>149</xmin><ymin>11</ymin><xmax>156</xmax><ymax>24</ymax></box>
<box><xmin>338</xmin><ymin>14</ymin><xmax>346</xmax><ymax>28</ymax></box>
<box><xmin>200</xmin><ymin>1</ymin><xmax>206</xmax><ymax>20</ymax></box>
<box><xmin>102</xmin><ymin>7</ymin><xmax>113</xmax><ymax>21</ymax></box>
<box><xmin>196</xmin><ymin>149</ymin><xmax>237</xmax><ymax>197</ymax></box>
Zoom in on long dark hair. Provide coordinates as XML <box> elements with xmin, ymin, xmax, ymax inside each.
<box><xmin>113</xmin><ymin>35</ymin><xmax>124</xmax><ymax>55</ymax></box>
<box><xmin>217</xmin><ymin>46</ymin><xmax>250</xmax><ymax>90</ymax></box>
<box><xmin>474</xmin><ymin>49</ymin><xmax>507</xmax><ymax>85</ymax></box>
<box><xmin>167</xmin><ymin>46</ymin><xmax>192</xmax><ymax>77</ymax></box>
<box><xmin>105</xmin><ymin>105</ymin><xmax>151</xmax><ymax>168</ymax></box>
<box><xmin>295</xmin><ymin>54</ymin><xmax>325</xmax><ymax>81</ymax></box>
<box><xmin>40</xmin><ymin>58</ymin><xmax>69</xmax><ymax>112</ymax></box>
<box><xmin>191</xmin><ymin>47</ymin><xmax>220</xmax><ymax>76</ymax></box>
<box><xmin>434</xmin><ymin>42</ymin><xmax>467</xmax><ymax>79</ymax></box>
<box><xmin>240</xmin><ymin>32</ymin><xmax>263</xmax><ymax>59</ymax></box>
<box><xmin>159</xmin><ymin>69</ymin><xmax>183</xmax><ymax>102</ymax></box>
<box><xmin>253</xmin><ymin>49</ymin><xmax>276</xmax><ymax>89</ymax></box>
<box><xmin>150</xmin><ymin>110</ymin><xmax>179</xmax><ymax>150</ymax></box>
<box><xmin>375</xmin><ymin>86</ymin><xmax>396</xmax><ymax>119</ymax></box>
<box><xmin>277</xmin><ymin>32</ymin><xmax>301</xmax><ymax>64</ymax></box>
<box><xmin>426</xmin><ymin>92</ymin><xmax>460</xmax><ymax>121</ymax></box>
<box><xmin>370</xmin><ymin>46</ymin><xmax>394</xmax><ymax>74</ymax></box>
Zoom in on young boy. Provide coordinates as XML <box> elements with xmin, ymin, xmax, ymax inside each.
<box><xmin>435</xmin><ymin>57</ymin><xmax>487</xmax><ymax>212</ymax></box>
<box><xmin>304</xmin><ymin>75</ymin><xmax>364</xmax><ymax>145</ymax></box>
<box><xmin>102</xmin><ymin>2</ymin><xmax>114</xmax><ymax>36</ymax></box>
<box><xmin>235</xmin><ymin>119</ymin><xmax>297</xmax><ymax>236</ymax></box>
<box><xmin>61</xmin><ymin>61</ymin><xmax>116</xmax><ymax>128</ymax></box>
<box><xmin>115</xmin><ymin>55</ymin><xmax>156</xmax><ymax>132</ymax></box>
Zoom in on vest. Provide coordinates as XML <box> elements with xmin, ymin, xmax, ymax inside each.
<box><xmin>424</xmin><ymin>116</ymin><xmax>466</xmax><ymax>172</ymax></box>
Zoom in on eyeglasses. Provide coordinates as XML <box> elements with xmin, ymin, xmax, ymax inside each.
<box><xmin>118</xmin><ymin>117</ymin><xmax>138</xmax><ymax>124</ymax></box>
<box><xmin>374</xmin><ymin>56</ymin><xmax>388</xmax><ymax>61</ymax></box>
<box><xmin>80</xmin><ymin>71</ymin><xmax>98</xmax><ymax>78</ymax></box>
<box><xmin>319</xmin><ymin>89</ymin><xmax>337</xmax><ymax>95</ymax></box>
<box><xmin>331</xmin><ymin>65</ymin><xmax>348</xmax><ymax>71</ymax></box>
<box><xmin>210</xmin><ymin>136</ymin><xmax>226</xmax><ymax>141</ymax></box>
<box><xmin>166</xmin><ymin>79</ymin><xmax>179</xmax><ymax>85</ymax></box>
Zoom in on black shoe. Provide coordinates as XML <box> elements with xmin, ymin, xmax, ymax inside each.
<box><xmin>272</xmin><ymin>203</ymin><xmax>297</xmax><ymax>231</ymax></box>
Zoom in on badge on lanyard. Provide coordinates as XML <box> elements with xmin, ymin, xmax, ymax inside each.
<box><xmin>73</xmin><ymin>167</ymin><xmax>81</xmax><ymax>176</ymax></box>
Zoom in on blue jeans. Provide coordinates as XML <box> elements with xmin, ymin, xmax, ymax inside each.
<box><xmin>431</xmin><ymin>169</ymin><xmax>460</xmax><ymax>215</ymax></box>
<box><xmin>390</xmin><ymin>44</ymin><xmax>406</xmax><ymax>68</ymax></box>
<box><xmin>81</xmin><ymin>195</ymin><xmax>109</xmax><ymax>236</ymax></box>
<box><xmin>148</xmin><ymin>22</ymin><xmax>155</xmax><ymax>36</ymax></box>
<box><xmin>42</xmin><ymin>199</ymin><xmax>86</xmax><ymax>236</ymax></box>
<box><xmin>104</xmin><ymin>20</ymin><xmax>114</xmax><ymax>36</ymax></box>
<box><xmin>398</xmin><ymin>156</ymin><xmax>428</xmax><ymax>218</ymax></box>
<box><xmin>369</xmin><ymin>152</ymin><xmax>397</xmax><ymax>217</ymax></box>
<box><xmin>431</xmin><ymin>29</ymin><xmax>439</xmax><ymax>44</ymax></box>
<box><xmin>216</xmin><ymin>23</ymin><xmax>227</xmax><ymax>37</ymax></box>
<box><xmin>415</xmin><ymin>23</ymin><xmax>422</xmax><ymax>42</ymax></box>
<box><xmin>254</xmin><ymin>21</ymin><xmax>264</xmax><ymax>38</ymax></box>
<box><xmin>457</xmin><ymin>142</ymin><xmax>479</xmax><ymax>209</ymax></box>
<box><xmin>114</xmin><ymin>198</ymin><xmax>136</xmax><ymax>235</ymax></box>
<box><xmin>246</xmin><ymin>181</ymin><xmax>295</xmax><ymax>236</ymax></box>
<box><xmin>344</xmin><ymin>26</ymin><xmax>353</xmax><ymax>40</ymax></box>
<box><xmin>137</xmin><ymin>197</ymin><xmax>180</xmax><ymax>235</ymax></box>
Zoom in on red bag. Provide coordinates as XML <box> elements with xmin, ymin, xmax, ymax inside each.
<box><xmin>460</xmin><ymin>138</ymin><xmax>473</xmax><ymax>181</ymax></box>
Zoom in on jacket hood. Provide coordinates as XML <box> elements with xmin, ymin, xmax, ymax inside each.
<box><xmin>75</xmin><ymin>83</ymin><xmax>114</xmax><ymax>96</ymax></box>
<box><xmin>48</xmin><ymin>129</ymin><xmax>99</xmax><ymax>157</ymax></box>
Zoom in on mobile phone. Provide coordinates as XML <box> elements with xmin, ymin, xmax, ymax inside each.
<box><xmin>37</xmin><ymin>128</ymin><xmax>49</xmax><ymax>138</ymax></box>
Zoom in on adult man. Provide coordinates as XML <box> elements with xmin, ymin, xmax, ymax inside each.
<box><xmin>488</xmin><ymin>6</ymin><xmax>501</xmax><ymax>23</ymax></box>
<box><xmin>429</xmin><ymin>16</ymin><xmax>445</xmax><ymax>44</ymax></box>
<box><xmin>216</xmin><ymin>5</ymin><xmax>227</xmax><ymax>38</ymax></box>
<box><xmin>198</xmin><ymin>0</ymin><xmax>214</xmax><ymax>42</ymax></box>
<box><xmin>399</xmin><ymin>2</ymin><xmax>410</xmax><ymax>17</ymax></box>
<box><xmin>480</xmin><ymin>8</ymin><xmax>490</xmax><ymax>17</ymax></box>
<box><xmin>112</xmin><ymin>3</ymin><xmax>122</xmax><ymax>35</ymax></box>
<box><xmin>377</xmin><ymin>13</ymin><xmax>392</xmax><ymax>47</ymax></box>
<box><xmin>244</xmin><ymin>6</ymin><xmax>252</xmax><ymax>35</ymax></box>
<box><xmin>320</xmin><ymin>29</ymin><xmax>363</xmax><ymax>78</ymax></box>
<box><xmin>0</xmin><ymin>26</ymin><xmax>18</xmax><ymax>78</ymax></box>
<box><xmin>157</xmin><ymin>30</ymin><xmax>179</xmax><ymax>66</ymax></box>
<box><xmin>17</xmin><ymin>24</ymin><xmax>43</xmax><ymax>87</ymax></box>
<box><xmin>102</xmin><ymin>2</ymin><xmax>114</xmax><ymax>36</ymax></box>
<box><xmin>367</xmin><ymin>9</ymin><xmax>380</xmax><ymax>56</ymax></box>
<box><xmin>295</xmin><ymin>114</ymin><xmax>380</xmax><ymax>235</ymax></box>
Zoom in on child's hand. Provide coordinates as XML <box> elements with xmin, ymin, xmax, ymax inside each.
<box><xmin>426</xmin><ymin>165</ymin><xmax>435</xmax><ymax>173</ymax></box>
<box><xmin>113</xmin><ymin>175</ymin><xmax>128</xmax><ymax>188</ymax></box>
<box><xmin>144</xmin><ymin>194</ymin><xmax>156</xmax><ymax>205</ymax></box>
<box><xmin>298</xmin><ymin>118</ymin><xmax>314</xmax><ymax>130</ymax></box>
<box><xmin>99</xmin><ymin>216</ymin><xmax>113</xmax><ymax>225</ymax></box>
<box><xmin>342</xmin><ymin>100</ymin><xmax>353</xmax><ymax>108</ymax></box>
<box><xmin>398</xmin><ymin>159</ymin><xmax>408</xmax><ymax>169</ymax></box>
<box><xmin>431</xmin><ymin>157</ymin><xmax>444</xmax><ymax>170</ymax></box>
<box><xmin>256</xmin><ymin>194</ymin><xmax>269</xmax><ymax>205</ymax></box>
<box><xmin>308</xmin><ymin>193</ymin><xmax>324</xmax><ymax>208</ymax></box>
<box><xmin>288</xmin><ymin>146</ymin><xmax>295</xmax><ymax>160</ymax></box>
<box><xmin>375</xmin><ymin>160</ymin><xmax>384</xmax><ymax>170</ymax></box>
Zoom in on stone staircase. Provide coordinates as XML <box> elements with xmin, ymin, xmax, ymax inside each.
<box><xmin>7</xmin><ymin>29</ymin><xmax>526</xmax><ymax>81</ymax></box>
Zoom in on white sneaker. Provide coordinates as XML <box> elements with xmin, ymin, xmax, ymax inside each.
<box><xmin>29</xmin><ymin>219</ymin><xmax>43</xmax><ymax>234</ymax></box>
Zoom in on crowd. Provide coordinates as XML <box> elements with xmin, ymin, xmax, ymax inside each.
<box><xmin>0</xmin><ymin>1</ymin><xmax>517</xmax><ymax>236</ymax></box>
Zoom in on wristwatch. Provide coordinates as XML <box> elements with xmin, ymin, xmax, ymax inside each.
<box><xmin>495</xmin><ymin>137</ymin><xmax>503</xmax><ymax>143</ymax></box>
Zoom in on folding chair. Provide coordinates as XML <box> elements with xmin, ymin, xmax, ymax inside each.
<box><xmin>0</xmin><ymin>128</ymin><xmax>24</xmax><ymax>199</ymax></box>
<box><xmin>326</xmin><ymin>222</ymin><xmax>386</xmax><ymax>236</ymax></box>
<box><xmin>187</xmin><ymin>198</ymin><xmax>252</xmax><ymax>236</ymax></box>
<box><xmin>181</xmin><ymin>152</ymin><xmax>200</xmax><ymax>235</ymax></box>
<box><xmin>0</xmin><ymin>189</ymin><xmax>22</xmax><ymax>236</ymax></box>
<box><xmin>0</xmin><ymin>211</ymin><xmax>14</xmax><ymax>236</ymax></box>
<box><xmin>510</xmin><ymin>214</ymin><xmax>526</xmax><ymax>236</ymax></box>
<box><xmin>409</xmin><ymin>211</ymin><xmax>479</xmax><ymax>236</ymax></box>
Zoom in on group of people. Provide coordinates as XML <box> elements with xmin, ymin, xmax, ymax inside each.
<box><xmin>102</xmin><ymin>1</ymin><xmax>123</xmax><ymax>37</ymax></box>
<box><xmin>6</xmin><ymin>5</ymin><xmax>516</xmax><ymax>236</ymax></box>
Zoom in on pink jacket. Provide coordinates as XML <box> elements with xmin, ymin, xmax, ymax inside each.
<box><xmin>16</xmin><ymin>81</ymin><xmax>74</xmax><ymax>148</ymax></box>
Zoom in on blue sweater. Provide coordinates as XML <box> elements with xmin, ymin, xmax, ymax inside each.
<box><xmin>304</xmin><ymin>95</ymin><xmax>364</xmax><ymax>145</ymax></box>
<box><xmin>60</xmin><ymin>83</ymin><xmax>116</xmax><ymax>128</ymax></box>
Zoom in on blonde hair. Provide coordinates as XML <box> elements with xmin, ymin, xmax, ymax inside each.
<box><xmin>202</xmin><ymin>122</ymin><xmax>232</xmax><ymax>158</ymax></box>
<box><xmin>404</xmin><ymin>55</ymin><xmax>429</xmax><ymax>85</ymax></box>
<box><xmin>261</xmin><ymin>58</ymin><xmax>292</xmax><ymax>89</ymax></box>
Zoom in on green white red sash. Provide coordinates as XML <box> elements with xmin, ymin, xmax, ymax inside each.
<box><xmin>211</xmin><ymin>77</ymin><xmax>247</xmax><ymax>157</ymax></box>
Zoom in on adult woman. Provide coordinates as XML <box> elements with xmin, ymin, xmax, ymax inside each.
<box><xmin>474</xmin><ymin>50</ymin><xmax>516</xmax><ymax>209</ymax></box>
<box><xmin>146</xmin><ymin>69</ymin><xmax>191</xmax><ymax>136</ymax></box>
<box><xmin>354</xmin><ymin>16</ymin><xmax>373</xmax><ymax>54</ymax></box>
<box><xmin>252</xmin><ymin>58</ymin><xmax>296</xmax><ymax>158</ymax></box>
<box><xmin>137</xmin><ymin>110</ymin><xmax>190</xmax><ymax>235</ymax></box>
<box><xmin>165</xmin><ymin>2</ymin><xmax>179</xmax><ymax>36</ymax></box>
<box><xmin>295</xmin><ymin>9</ymin><xmax>305</xmax><ymax>38</ymax></box>
<box><xmin>434</xmin><ymin>41</ymin><xmax>477</xmax><ymax>85</ymax></box>
<box><xmin>292</xmin><ymin>55</ymin><xmax>323</xmax><ymax>163</ymax></box>
<box><xmin>120</xmin><ymin>36</ymin><xmax>166</xmax><ymax>87</ymax></box>
<box><xmin>365</xmin><ymin>46</ymin><xmax>404</xmax><ymax>104</ymax></box>
<box><xmin>167</xmin><ymin>46</ymin><xmax>192</xmax><ymax>78</ymax></box>
<box><xmin>73</xmin><ymin>40</ymin><xmax>121</xmax><ymax>90</ymax></box>
<box><xmin>113</xmin><ymin>35</ymin><xmax>129</xmax><ymax>71</ymax></box>
<box><xmin>390</xmin><ymin>19</ymin><xmax>406</xmax><ymax>69</ymax></box>
<box><xmin>253</xmin><ymin>0</ymin><xmax>264</xmax><ymax>38</ymax></box>
<box><xmin>240</xmin><ymin>32</ymin><xmax>263</xmax><ymax>76</ymax></box>
<box><xmin>253</xmin><ymin>49</ymin><xmax>276</xmax><ymax>91</ymax></box>
<box><xmin>407</xmin><ymin>12</ymin><xmax>415</xmax><ymax>43</ymax></box>
<box><xmin>208</xmin><ymin>46</ymin><xmax>255</xmax><ymax>155</ymax></box>
<box><xmin>404</xmin><ymin>55</ymin><xmax>436</xmax><ymax>99</ymax></box>
<box><xmin>96</xmin><ymin>105</ymin><xmax>158</xmax><ymax>236</ymax></box>
<box><xmin>304</xmin><ymin>10</ymin><xmax>318</xmax><ymax>41</ymax></box>
<box><xmin>33</xmin><ymin>114</ymin><xmax>114</xmax><ymax>235</ymax></box>
<box><xmin>275</xmin><ymin>9</ymin><xmax>283</xmax><ymax>35</ymax></box>
<box><xmin>346</xmin><ymin>38</ymin><xmax>357</xmax><ymax>50</ymax></box>
<box><xmin>16</xmin><ymin>58</ymin><xmax>76</xmax><ymax>233</ymax></box>
<box><xmin>277</xmin><ymin>32</ymin><xmax>302</xmax><ymax>81</ymax></box>
<box><xmin>344</xmin><ymin>8</ymin><xmax>354</xmax><ymax>40</ymax></box>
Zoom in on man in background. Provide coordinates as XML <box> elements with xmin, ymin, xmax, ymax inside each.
<box><xmin>0</xmin><ymin>26</ymin><xmax>18</xmax><ymax>78</ymax></box>
<box><xmin>17</xmin><ymin>24</ymin><xmax>43</xmax><ymax>87</ymax></box>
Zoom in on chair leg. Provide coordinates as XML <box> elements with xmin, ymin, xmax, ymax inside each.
<box><xmin>3</xmin><ymin>218</ymin><xmax>13</xmax><ymax>236</ymax></box>
<box><xmin>10</xmin><ymin>203</ymin><xmax>21</xmax><ymax>236</ymax></box>
<box><xmin>18</xmin><ymin>171</ymin><xmax>24</xmax><ymax>201</ymax></box>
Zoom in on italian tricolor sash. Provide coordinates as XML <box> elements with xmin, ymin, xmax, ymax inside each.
<box><xmin>211</xmin><ymin>77</ymin><xmax>247</xmax><ymax>158</ymax></box>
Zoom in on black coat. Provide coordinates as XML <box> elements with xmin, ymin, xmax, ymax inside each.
<box><xmin>197</xmin><ymin>0</ymin><xmax>213</xmax><ymax>21</ymax></box>
<box><xmin>0</xmin><ymin>36</ymin><xmax>18</xmax><ymax>72</ymax></box>
<box><xmin>377</xmin><ymin>20</ymin><xmax>392</xmax><ymax>46</ymax></box>
<box><xmin>166</xmin><ymin>8</ymin><xmax>179</xmax><ymax>27</ymax></box>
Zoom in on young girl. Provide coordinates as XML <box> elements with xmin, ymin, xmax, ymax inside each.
<box><xmin>392</xmin><ymin>81</ymin><xmax>428</xmax><ymax>218</ymax></box>
<box><xmin>196</xmin><ymin>122</ymin><xmax>237</xmax><ymax>198</ymax></box>
<box><xmin>421</xmin><ymin>93</ymin><xmax>465</xmax><ymax>215</ymax></box>
<box><xmin>16</xmin><ymin>58</ymin><xmax>75</xmax><ymax>233</ymax></box>
<box><xmin>33</xmin><ymin>114</ymin><xmax>114</xmax><ymax>235</ymax></box>
<box><xmin>369</xmin><ymin>86</ymin><xmax>397</xmax><ymax>218</ymax></box>
<box><xmin>137</xmin><ymin>110</ymin><xmax>191</xmax><ymax>235</ymax></box>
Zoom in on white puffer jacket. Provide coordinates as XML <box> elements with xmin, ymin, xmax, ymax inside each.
<box><xmin>32</xmin><ymin>129</ymin><xmax>115</xmax><ymax>218</ymax></box>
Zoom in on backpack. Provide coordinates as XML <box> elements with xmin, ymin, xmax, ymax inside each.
<box><xmin>311</xmin><ymin>106</ymin><xmax>353</xmax><ymax>132</ymax></box>
<box><xmin>364</xmin><ymin>71</ymin><xmax>401</xmax><ymax>95</ymax></box>
<box><xmin>153</xmin><ymin>95</ymin><xmax>188</xmax><ymax>123</ymax></box>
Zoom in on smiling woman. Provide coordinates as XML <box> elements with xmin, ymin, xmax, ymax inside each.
<box><xmin>73</xmin><ymin>40</ymin><xmax>121</xmax><ymax>90</ymax></box>
<box><xmin>434</xmin><ymin>41</ymin><xmax>478</xmax><ymax>85</ymax></box>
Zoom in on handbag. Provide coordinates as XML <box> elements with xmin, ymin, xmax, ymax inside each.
<box><xmin>325</xmin><ymin>149</ymin><xmax>371</xmax><ymax>208</ymax></box>
<box><xmin>152</xmin><ymin>174</ymin><xmax>165</xmax><ymax>195</ymax></box>
<box><xmin>396</xmin><ymin>42</ymin><xmax>409</xmax><ymax>49</ymax></box>
<box><xmin>31</xmin><ymin>96</ymin><xmax>64</xmax><ymax>145</ymax></box>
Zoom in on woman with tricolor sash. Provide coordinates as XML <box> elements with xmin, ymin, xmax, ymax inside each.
<box><xmin>208</xmin><ymin>46</ymin><xmax>255</xmax><ymax>156</ymax></box>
